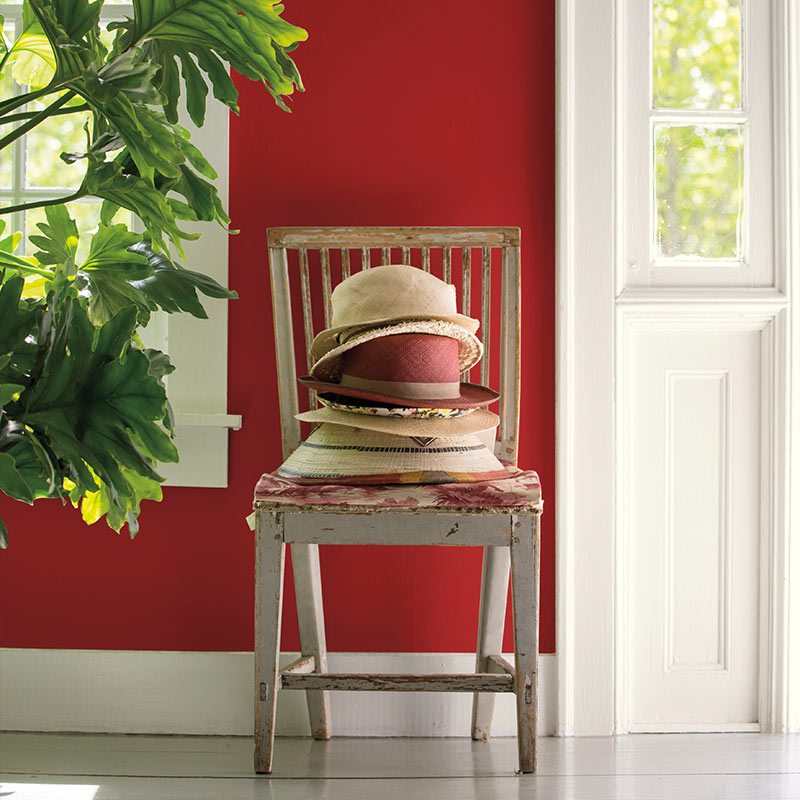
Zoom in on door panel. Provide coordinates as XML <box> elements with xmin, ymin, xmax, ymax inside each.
<box><xmin>628</xmin><ymin>325</ymin><xmax>761</xmax><ymax>729</ymax></box>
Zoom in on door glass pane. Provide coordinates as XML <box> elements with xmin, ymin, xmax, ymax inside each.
<box><xmin>653</xmin><ymin>0</ymin><xmax>741</xmax><ymax>110</ymax></box>
<box><xmin>654</xmin><ymin>124</ymin><xmax>743</xmax><ymax>260</ymax></box>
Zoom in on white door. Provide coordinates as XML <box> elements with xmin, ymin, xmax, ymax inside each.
<box><xmin>627</xmin><ymin>325</ymin><xmax>762</xmax><ymax>730</ymax></box>
<box><xmin>557</xmin><ymin>0</ymin><xmax>799</xmax><ymax>735</ymax></box>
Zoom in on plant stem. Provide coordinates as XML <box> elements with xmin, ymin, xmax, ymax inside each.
<box><xmin>0</xmin><ymin>104</ymin><xmax>90</xmax><ymax>125</ymax></box>
<box><xmin>0</xmin><ymin>259</ymin><xmax>54</xmax><ymax>278</ymax></box>
<box><xmin>0</xmin><ymin>85</ymin><xmax>60</xmax><ymax>118</ymax></box>
<box><xmin>0</xmin><ymin>91</ymin><xmax>77</xmax><ymax>152</ymax></box>
<box><xmin>0</xmin><ymin>190</ymin><xmax>87</xmax><ymax>216</ymax></box>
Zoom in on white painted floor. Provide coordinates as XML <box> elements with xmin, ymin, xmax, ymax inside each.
<box><xmin>1</xmin><ymin>732</ymin><xmax>799</xmax><ymax>799</ymax></box>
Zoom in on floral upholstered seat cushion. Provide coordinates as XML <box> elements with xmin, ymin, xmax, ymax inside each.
<box><xmin>253</xmin><ymin>468</ymin><xmax>542</xmax><ymax>509</ymax></box>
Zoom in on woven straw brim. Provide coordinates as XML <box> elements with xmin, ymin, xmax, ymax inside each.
<box><xmin>310</xmin><ymin>313</ymin><xmax>480</xmax><ymax>361</ymax></box>
<box><xmin>296</xmin><ymin>406</ymin><xmax>500</xmax><ymax>437</ymax></box>
<box><xmin>309</xmin><ymin>320</ymin><xmax>484</xmax><ymax>384</ymax></box>
<box><xmin>276</xmin><ymin>424</ymin><xmax>510</xmax><ymax>485</ymax></box>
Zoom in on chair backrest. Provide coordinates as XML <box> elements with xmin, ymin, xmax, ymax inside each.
<box><xmin>267</xmin><ymin>226</ymin><xmax>522</xmax><ymax>465</ymax></box>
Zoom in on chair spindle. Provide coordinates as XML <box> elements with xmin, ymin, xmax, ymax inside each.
<box><xmin>481</xmin><ymin>247</ymin><xmax>491</xmax><ymax>387</ymax></box>
<box><xmin>461</xmin><ymin>247</ymin><xmax>472</xmax><ymax>381</ymax></box>
<box><xmin>320</xmin><ymin>248</ymin><xmax>332</xmax><ymax>328</ymax></box>
<box><xmin>341</xmin><ymin>248</ymin><xmax>351</xmax><ymax>279</ymax></box>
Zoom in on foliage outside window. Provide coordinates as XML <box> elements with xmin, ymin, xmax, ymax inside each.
<box><xmin>0</xmin><ymin>0</ymin><xmax>307</xmax><ymax>547</ymax></box>
<box><xmin>652</xmin><ymin>0</ymin><xmax>744</xmax><ymax>262</ymax></box>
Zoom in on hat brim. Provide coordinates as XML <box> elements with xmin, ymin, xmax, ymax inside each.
<box><xmin>276</xmin><ymin>423</ymin><xmax>512</xmax><ymax>485</ymax></box>
<box><xmin>296</xmin><ymin>406</ymin><xmax>500</xmax><ymax>437</ymax></box>
<box><xmin>310</xmin><ymin>313</ymin><xmax>480</xmax><ymax>361</ymax></box>
<box><xmin>299</xmin><ymin>377</ymin><xmax>499</xmax><ymax>409</ymax></box>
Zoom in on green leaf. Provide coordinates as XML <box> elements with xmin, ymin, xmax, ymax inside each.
<box><xmin>80</xmin><ymin>273</ymin><xmax>150</xmax><ymax>327</ymax></box>
<box><xmin>29</xmin><ymin>205</ymin><xmax>79</xmax><ymax>267</ymax></box>
<box><xmin>73</xmin><ymin>224</ymin><xmax>154</xmax><ymax>324</ymax></box>
<box><xmin>0</xmin><ymin>231</ymin><xmax>23</xmax><ymax>254</ymax></box>
<box><xmin>81</xmin><ymin>46</ymin><xmax>164</xmax><ymax>105</ymax></box>
<box><xmin>1</xmin><ymin>430</ymin><xmax>58</xmax><ymax>499</ymax></box>
<box><xmin>5</xmin><ymin>16</ymin><xmax>57</xmax><ymax>89</ymax></box>
<box><xmin>144</xmin><ymin>348</ymin><xmax>175</xmax><ymax>381</ymax></box>
<box><xmin>44</xmin><ymin>0</ymin><xmax>102</xmax><ymax>42</ymax></box>
<box><xmin>26</xmin><ymin>0</ymin><xmax>99</xmax><ymax>84</ymax></box>
<box><xmin>18</xmin><ymin>300</ymin><xmax>175</xmax><ymax>504</ymax></box>
<box><xmin>193</xmin><ymin>47</ymin><xmax>239</xmax><ymax>112</ymax></box>
<box><xmin>80</xmin><ymin>223</ymin><xmax>150</xmax><ymax>275</ymax></box>
<box><xmin>0</xmin><ymin>383</ymin><xmax>24</xmax><ymax>406</ymax></box>
<box><xmin>164</xmin><ymin>165</ymin><xmax>229</xmax><ymax>227</ymax></box>
<box><xmin>0</xmin><ymin>451</ymin><xmax>34</xmax><ymax>502</ymax></box>
<box><xmin>0</xmin><ymin>515</ymin><xmax>7</xmax><ymax>549</ymax></box>
<box><xmin>86</xmin><ymin>160</ymin><xmax>195</xmax><ymax>252</ymax></box>
<box><xmin>0</xmin><ymin>276</ymin><xmax>41</xmax><ymax>382</ymax></box>
<box><xmin>66</xmin><ymin>463</ymin><xmax>162</xmax><ymax>536</ymax></box>
<box><xmin>177</xmin><ymin>48</ymin><xmax>208</xmax><ymax>128</ymax></box>
<box><xmin>124</xmin><ymin>0</ymin><xmax>307</xmax><ymax>111</ymax></box>
<box><xmin>129</xmin><ymin>245</ymin><xmax>237</xmax><ymax>318</ymax></box>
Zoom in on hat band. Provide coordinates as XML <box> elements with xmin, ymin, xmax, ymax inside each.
<box><xmin>339</xmin><ymin>374</ymin><xmax>461</xmax><ymax>400</ymax></box>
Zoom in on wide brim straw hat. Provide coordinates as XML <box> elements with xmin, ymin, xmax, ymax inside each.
<box><xmin>276</xmin><ymin>423</ymin><xmax>511</xmax><ymax>485</ymax></box>
<box><xmin>296</xmin><ymin>403</ymin><xmax>500</xmax><ymax>438</ymax></box>
<box><xmin>310</xmin><ymin>265</ymin><xmax>480</xmax><ymax>360</ymax></box>
<box><xmin>301</xmin><ymin>322</ymin><xmax>497</xmax><ymax>409</ymax></box>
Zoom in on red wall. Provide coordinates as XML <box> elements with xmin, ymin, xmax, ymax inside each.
<box><xmin>0</xmin><ymin>0</ymin><xmax>555</xmax><ymax>654</ymax></box>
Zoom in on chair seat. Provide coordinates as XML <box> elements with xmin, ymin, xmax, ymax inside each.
<box><xmin>253</xmin><ymin>467</ymin><xmax>542</xmax><ymax>510</ymax></box>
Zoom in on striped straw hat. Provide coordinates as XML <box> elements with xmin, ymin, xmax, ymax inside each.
<box><xmin>276</xmin><ymin>424</ymin><xmax>511</xmax><ymax>485</ymax></box>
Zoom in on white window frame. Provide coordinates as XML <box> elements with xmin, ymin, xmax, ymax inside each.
<box><xmin>0</xmin><ymin>2</ymin><xmax>240</xmax><ymax>488</ymax></box>
<box><xmin>622</xmin><ymin>0</ymin><xmax>774</xmax><ymax>289</ymax></box>
<box><xmin>557</xmin><ymin>0</ymin><xmax>799</xmax><ymax>735</ymax></box>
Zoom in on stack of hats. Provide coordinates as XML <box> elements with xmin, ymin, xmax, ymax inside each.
<box><xmin>276</xmin><ymin>264</ymin><xmax>511</xmax><ymax>485</ymax></box>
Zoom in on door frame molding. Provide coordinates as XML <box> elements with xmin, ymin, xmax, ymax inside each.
<box><xmin>556</xmin><ymin>0</ymin><xmax>800</xmax><ymax>735</ymax></box>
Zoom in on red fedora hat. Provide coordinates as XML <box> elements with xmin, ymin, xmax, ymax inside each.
<box><xmin>299</xmin><ymin>332</ymin><xmax>499</xmax><ymax>408</ymax></box>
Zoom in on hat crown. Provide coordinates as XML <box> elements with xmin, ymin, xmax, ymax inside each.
<box><xmin>341</xmin><ymin>334</ymin><xmax>460</xmax><ymax>384</ymax></box>
<box><xmin>330</xmin><ymin>265</ymin><xmax>458</xmax><ymax>329</ymax></box>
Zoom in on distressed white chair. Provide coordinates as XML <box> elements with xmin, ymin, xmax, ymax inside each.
<box><xmin>254</xmin><ymin>227</ymin><xmax>542</xmax><ymax>773</ymax></box>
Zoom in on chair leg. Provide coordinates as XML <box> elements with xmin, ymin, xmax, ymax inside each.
<box><xmin>254</xmin><ymin>510</ymin><xmax>286</xmax><ymax>774</ymax></box>
<box><xmin>471</xmin><ymin>544</ymin><xmax>511</xmax><ymax>740</ymax></box>
<box><xmin>291</xmin><ymin>542</ymin><xmax>331</xmax><ymax>739</ymax></box>
<box><xmin>510</xmin><ymin>513</ymin><xmax>541</xmax><ymax>774</ymax></box>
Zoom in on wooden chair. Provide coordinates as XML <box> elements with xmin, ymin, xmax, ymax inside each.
<box><xmin>254</xmin><ymin>227</ymin><xmax>542</xmax><ymax>773</ymax></box>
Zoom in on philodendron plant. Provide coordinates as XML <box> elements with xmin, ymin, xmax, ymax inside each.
<box><xmin>0</xmin><ymin>0</ymin><xmax>307</xmax><ymax>546</ymax></box>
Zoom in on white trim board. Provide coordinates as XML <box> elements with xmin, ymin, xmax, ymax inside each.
<box><xmin>0</xmin><ymin>649</ymin><xmax>556</xmax><ymax>738</ymax></box>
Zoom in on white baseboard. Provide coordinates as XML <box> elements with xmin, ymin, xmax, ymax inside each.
<box><xmin>0</xmin><ymin>649</ymin><xmax>556</xmax><ymax>737</ymax></box>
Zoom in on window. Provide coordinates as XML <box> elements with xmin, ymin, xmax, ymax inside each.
<box><xmin>0</xmin><ymin>2</ymin><xmax>240</xmax><ymax>486</ymax></box>
<box><xmin>622</xmin><ymin>0</ymin><xmax>773</xmax><ymax>288</ymax></box>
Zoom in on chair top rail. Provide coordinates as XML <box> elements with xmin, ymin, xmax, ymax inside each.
<box><xmin>268</xmin><ymin>226</ymin><xmax>520</xmax><ymax>249</ymax></box>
